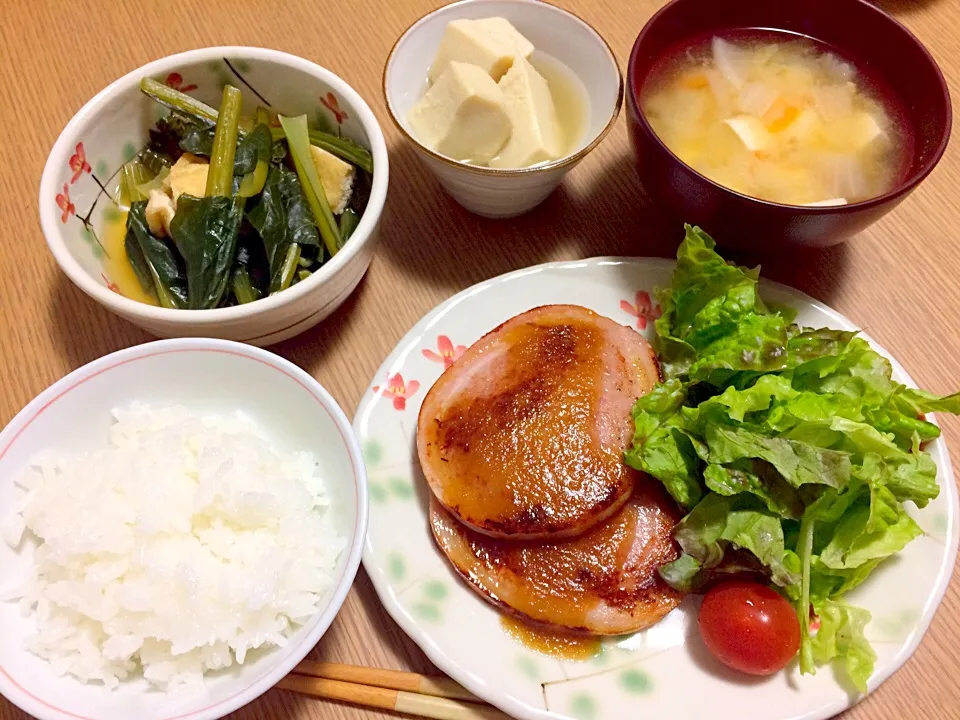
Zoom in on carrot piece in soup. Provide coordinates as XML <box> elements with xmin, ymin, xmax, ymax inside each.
<box><xmin>679</xmin><ymin>71</ymin><xmax>710</xmax><ymax>90</ymax></box>
<box><xmin>765</xmin><ymin>102</ymin><xmax>801</xmax><ymax>133</ymax></box>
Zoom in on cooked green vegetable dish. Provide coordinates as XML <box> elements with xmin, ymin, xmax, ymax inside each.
<box><xmin>626</xmin><ymin>225</ymin><xmax>960</xmax><ymax>691</ymax></box>
<box><xmin>117</xmin><ymin>78</ymin><xmax>373</xmax><ymax>309</ymax></box>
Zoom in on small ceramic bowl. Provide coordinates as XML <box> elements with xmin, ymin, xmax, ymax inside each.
<box><xmin>40</xmin><ymin>47</ymin><xmax>389</xmax><ymax>346</ymax></box>
<box><xmin>626</xmin><ymin>0</ymin><xmax>951</xmax><ymax>250</ymax></box>
<box><xmin>384</xmin><ymin>0</ymin><xmax>622</xmax><ymax>218</ymax></box>
<box><xmin>0</xmin><ymin>338</ymin><xmax>368</xmax><ymax>720</ymax></box>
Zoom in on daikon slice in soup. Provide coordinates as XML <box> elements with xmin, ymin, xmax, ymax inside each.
<box><xmin>639</xmin><ymin>30</ymin><xmax>912</xmax><ymax>206</ymax></box>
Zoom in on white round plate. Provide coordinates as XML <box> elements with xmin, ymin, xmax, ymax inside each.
<box><xmin>354</xmin><ymin>257</ymin><xmax>958</xmax><ymax>720</ymax></box>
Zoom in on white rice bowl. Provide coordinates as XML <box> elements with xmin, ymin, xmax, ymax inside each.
<box><xmin>0</xmin><ymin>337</ymin><xmax>367</xmax><ymax>720</ymax></box>
<box><xmin>2</xmin><ymin>404</ymin><xmax>345</xmax><ymax>691</ymax></box>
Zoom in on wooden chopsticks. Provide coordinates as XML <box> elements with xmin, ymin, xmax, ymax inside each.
<box><xmin>278</xmin><ymin>661</ymin><xmax>512</xmax><ymax>720</ymax></box>
<box><xmin>291</xmin><ymin>660</ymin><xmax>480</xmax><ymax>701</ymax></box>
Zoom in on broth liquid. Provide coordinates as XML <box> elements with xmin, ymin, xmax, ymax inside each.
<box><xmin>102</xmin><ymin>209</ymin><xmax>159</xmax><ymax>306</ymax></box>
<box><xmin>527</xmin><ymin>51</ymin><xmax>589</xmax><ymax>161</ymax></box>
<box><xmin>639</xmin><ymin>28</ymin><xmax>913</xmax><ymax>205</ymax></box>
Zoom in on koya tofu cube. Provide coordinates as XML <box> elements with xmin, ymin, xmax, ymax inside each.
<box><xmin>408</xmin><ymin>61</ymin><xmax>512</xmax><ymax>164</ymax></box>
<box><xmin>428</xmin><ymin>17</ymin><xmax>534</xmax><ymax>83</ymax></box>
<box><xmin>489</xmin><ymin>56</ymin><xmax>561</xmax><ymax>169</ymax></box>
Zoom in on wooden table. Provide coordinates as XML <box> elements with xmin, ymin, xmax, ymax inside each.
<box><xmin>1</xmin><ymin>0</ymin><xmax>958</xmax><ymax>718</ymax></box>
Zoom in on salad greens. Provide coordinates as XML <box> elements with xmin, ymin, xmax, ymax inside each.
<box><xmin>111</xmin><ymin>78</ymin><xmax>374</xmax><ymax>309</ymax></box>
<box><xmin>626</xmin><ymin>225</ymin><xmax>960</xmax><ymax>691</ymax></box>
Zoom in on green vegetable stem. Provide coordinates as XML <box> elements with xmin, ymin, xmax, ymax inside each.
<box><xmin>235</xmin><ymin>108</ymin><xmax>273</xmax><ymax>198</ymax></box>
<box><xmin>237</xmin><ymin>124</ymin><xmax>272</xmax><ymax>198</ymax></box>
<box><xmin>119</xmin><ymin>162</ymin><xmax>152</xmax><ymax>206</ymax></box>
<box><xmin>135</xmin><ymin>167</ymin><xmax>170</xmax><ymax>199</ymax></box>
<box><xmin>140</xmin><ymin>77</ymin><xmax>218</xmax><ymax>126</ymax></box>
<box><xmin>231</xmin><ymin>267</ymin><xmax>261</xmax><ymax>305</ymax></box>
<box><xmin>278</xmin><ymin>114</ymin><xmax>341</xmax><ymax>258</ymax></box>
<box><xmin>206</xmin><ymin>86</ymin><xmax>243</xmax><ymax>197</ymax></box>
<box><xmin>338</xmin><ymin>208</ymin><xmax>360</xmax><ymax>246</ymax></box>
<box><xmin>169</xmin><ymin>85</ymin><xmax>244</xmax><ymax>309</ymax></box>
<box><xmin>269</xmin><ymin>126</ymin><xmax>374</xmax><ymax>174</ymax></box>
<box><xmin>276</xmin><ymin>244</ymin><xmax>301</xmax><ymax>292</ymax></box>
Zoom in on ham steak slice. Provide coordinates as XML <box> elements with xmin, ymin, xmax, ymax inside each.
<box><xmin>429</xmin><ymin>481</ymin><xmax>683</xmax><ymax>635</ymax></box>
<box><xmin>417</xmin><ymin>305</ymin><xmax>660</xmax><ymax>540</ymax></box>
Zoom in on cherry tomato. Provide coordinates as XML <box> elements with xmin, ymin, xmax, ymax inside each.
<box><xmin>698</xmin><ymin>579</ymin><xmax>800</xmax><ymax>676</ymax></box>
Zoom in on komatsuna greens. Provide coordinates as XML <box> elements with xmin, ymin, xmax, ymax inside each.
<box><xmin>108</xmin><ymin>77</ymin><xmax>374</xmax><ymax>309</ymax></box>
<box><xmin>626</xmin><ymin>225</ymin><xmax>960</xmax><ymax>692</ymax></box>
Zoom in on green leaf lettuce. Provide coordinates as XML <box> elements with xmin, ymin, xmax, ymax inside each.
<box><xmin>629</xmin><ymin>224</ymin><xmax>958</xmax><ymax>692</ymax></box>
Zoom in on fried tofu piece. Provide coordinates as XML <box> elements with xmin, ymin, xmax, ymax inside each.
<box><xmin>164</xmin><ymin>153</ymin><xmax>209</xmax><ymax>203</ymax></box>
<box><xmin>310</xmin><ymin>145</ymin><xmax>356</xmax><ymax>214</ymax></box>
<box><xmin>145</xmin><ymin>189</ymin><xmax>176</xmax><ymax>237</ymax></box>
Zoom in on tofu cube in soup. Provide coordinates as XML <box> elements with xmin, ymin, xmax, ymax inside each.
<box><xmin>408</xmin><ymin>62</ymin><xmax>512</xmax><ymax>163</ymax></box>
<box><xmin>490</xmin><ymin>56</ymin><xmax>562</xmax><ymax>168</ymax></box>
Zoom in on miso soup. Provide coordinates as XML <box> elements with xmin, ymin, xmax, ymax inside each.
<box><xmin>640</xmin><ymin>30</ymin><xmax>911</xmax><ymax>206</ymax></box>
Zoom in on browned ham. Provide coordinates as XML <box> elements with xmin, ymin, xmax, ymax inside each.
<box><xmin>417</xmin><ymin>305</ymin><xmax>660</xmax><ymax>540</ymax></box>
<box><xmin>429</xmin><ymin>481</ymin><xmax>683</xmax><ymax>635</ymax></box>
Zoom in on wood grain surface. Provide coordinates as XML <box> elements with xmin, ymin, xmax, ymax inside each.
<box><xmin>1</xmin><ymin>1</ymin><xmax>958</xmax><ymax>718</ymax></box>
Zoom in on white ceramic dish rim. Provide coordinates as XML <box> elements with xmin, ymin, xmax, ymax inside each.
<box><xmin>356</xmin><ymin>256</ymin><xmax>960</xmax><ymax>720</ymax></box>
<box><xmin>383</xmin><ymin>0</ymin><xmax>624</xmax><ymax>176</ymax></box>
<box><xmin>0</xmin><ymin>337</ymin><xmax>370</xmax><ymax>720</ymax></box>
<box><xmin>38</xmin><ymin>46</ymin><xmax>389</xmax><ymax>327</ymax></box>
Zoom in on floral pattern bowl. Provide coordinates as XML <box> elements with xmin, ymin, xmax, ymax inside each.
<box><xmin>39</xmin><ymin>46</ymin><xmax>388</xmax><ymax>346</ymax></box>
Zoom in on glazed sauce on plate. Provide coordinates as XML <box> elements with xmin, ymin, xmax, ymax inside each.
<box><xmin>500</xmin><ymin>617</ymin><xmax>601</xmax><ymax>661</ymax></box>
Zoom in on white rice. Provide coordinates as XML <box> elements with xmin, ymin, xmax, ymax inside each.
<box><xmin>1</xmin><ymin>404</ymin><xmax>345</xmax><ymax>690</ymax></box>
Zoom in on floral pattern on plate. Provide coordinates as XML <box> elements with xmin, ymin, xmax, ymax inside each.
<box><xmin>620</xmin><ymin>289</ymin><xmax>662</xmax><ymax>330</ymax></box>
<box><xmin>422</xmin><ymin>335</ymin><xmax>467</xmax><ymax>368</ymax></box>
<box><xmin>372</xmin><ymin>373</ymin><xmax>420</xmax><ymax>411</ymax></box>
